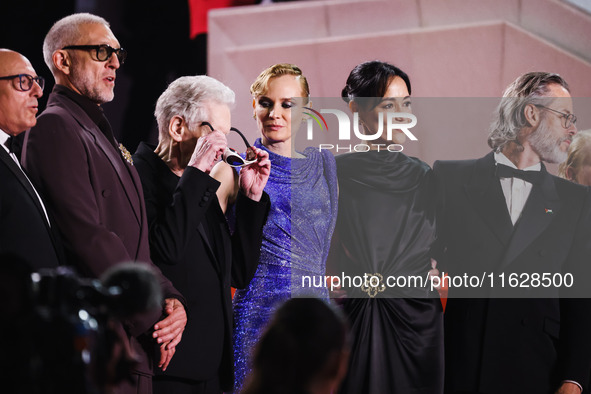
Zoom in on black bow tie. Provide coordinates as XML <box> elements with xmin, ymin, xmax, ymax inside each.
<box><xmin>4</xmin><ymin>136</ymin><xmax>15</xmax><ymax>154</ymax></box>
<box><xmin>495</xmin><ymin>163</ymin><xmax>542</xmax><ymax>184</ymax></box>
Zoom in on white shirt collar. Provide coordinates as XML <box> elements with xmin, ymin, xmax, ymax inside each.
<box><xmin>494</xmin><ymin>151</ymin><xmax>541</xmax><ymax>172</ymax></box>
<box><xmin>0</xmin><ymin>129</ymin><xmax>12</xmax><ymax>154</ymax></box>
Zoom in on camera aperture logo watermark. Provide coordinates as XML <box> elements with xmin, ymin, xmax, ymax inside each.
<box><xmin>304</xmin><ymin>107</ymin><xmax>418</xmax><ymax>153</ymax></box>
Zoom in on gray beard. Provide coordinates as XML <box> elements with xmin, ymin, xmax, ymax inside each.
<box><xmin>70</xmin><ymin>64</ymin><xmax>113</xmax><ymax>105</ymax></box>
<box><xmin>527</xmin><ymin>120</ymin><xmax>569</xmax><ymax>164</ymax></box>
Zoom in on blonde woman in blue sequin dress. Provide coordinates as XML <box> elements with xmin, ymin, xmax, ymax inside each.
<box><xmin>232</xmin><ymin>64</ymin><xmax>339</xmax><ymax>392</ymax></box>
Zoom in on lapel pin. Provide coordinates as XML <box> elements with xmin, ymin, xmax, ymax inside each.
<box><xmin>545</xmin><ymin>208</ymin><xmax>553</xmax><ymax>214</ymax></box>
<box><xmin>119</xmin><ymin>143</ymin><xmax>134</xmax><ymax>165</ymax></box>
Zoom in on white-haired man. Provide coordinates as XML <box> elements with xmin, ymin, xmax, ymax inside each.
<box><xmin>22</xmin><ymin>13</ymin><xmax>187</xmax><ymax>394</ymax></box>
<box><xmin>133</xmin><ymin>75</ymin><xmax>270</xmax><ymax>394</ymax></box>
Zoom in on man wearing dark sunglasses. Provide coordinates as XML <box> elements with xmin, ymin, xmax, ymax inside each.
<box><xmin>0</xmin><ymin>48</ymin><xmax>60</xmax><ymax>270</ymax></box>
<box><xmin>21</xmin><ymin>13</ymin><xmax>186</xmax><ymax>394</ymax></box>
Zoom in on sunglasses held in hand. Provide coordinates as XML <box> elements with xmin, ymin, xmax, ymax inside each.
<box><xmin>201</xmin><ymin>122</ymin><xmax>257</xmax><ymax>167</ymax></box>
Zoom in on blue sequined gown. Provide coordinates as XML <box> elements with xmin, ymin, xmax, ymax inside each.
<box><xmin>232</xmin><ymin>139</ymin><xmax>338</xmax><ymax>391</ymax></box>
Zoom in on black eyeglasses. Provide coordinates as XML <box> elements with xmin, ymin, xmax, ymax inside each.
<box><xmin>0</xmin><ymin>74</ymin><xmax>45</xmax><ymax>91</ymax></box>
<box><xmin>535</xmin><ymin>105</ymin><xmax>577</xmax><ymax>129</ymax></box>
<box><xmin>201</xmin><ymin>122</ymin><xmax>257</xmax><ymax>167</ymax></box>
<box><xmin>62</xmin><ymin>44</ymin><xmax>127</xmax><ymax>64</ymax></box>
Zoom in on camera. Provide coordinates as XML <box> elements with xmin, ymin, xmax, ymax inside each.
<box><xmin>2</xmin><ymin>263</ymin><xmax>162</xmax><ymax>394</ymax></box>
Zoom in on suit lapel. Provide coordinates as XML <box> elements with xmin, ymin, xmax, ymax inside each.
<box><xmin>88</xmin><ymin>127</ymin><xmax>142</xmax><ymax>225</ymax></box>
<box><xmin>55</xmin><ymin>95</ymin><xmax>142</xmax><ymax>225</ymax></box>
<box><xmin>0</xmin><ymin>148</ymin><xmax>50</xmax><ymax>228</ymax></box>
<box><xmin>499</xmin><ymin>167</ymin><xmax>560</xmax><ymax>270</ymax></box>
<box><xmin>465</xmin><ymin>152</ymin><xmax>514</xmax><ymax>247</ymax></box>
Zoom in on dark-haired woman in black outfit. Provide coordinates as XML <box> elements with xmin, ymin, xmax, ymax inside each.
<box><xmin>333</xmin><ymin>61</ymin><xmax>444</xmax><ymax>393</ymax></box>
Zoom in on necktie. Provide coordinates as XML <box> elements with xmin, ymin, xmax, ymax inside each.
<box><xmin>495</xmin><ymin>163</ymin><xmax>541</xmax><ymax>184</ymax></box>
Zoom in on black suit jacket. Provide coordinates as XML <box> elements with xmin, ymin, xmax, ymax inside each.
<box><xmin>0</xmin><ymin>147</ymin><xmax>61</xmax><ymax>268</ymax></box>
<box><xmin>22</xmin><ymin>89</ymin><xmax>185</xmax><ymax>382</ymax></box>
<box><xmin>434</xmin><ymin>152</ymin><xmax>591</xmax><ymax>394</ymax></box>
<box><xmin>133</xmin><ymin>143</ymin><xmax>269</xmax><ymax>390</ymax></box>
<box><xmin>0</xmin><ymin>144</ymin><xmax>64</xmax><ymax>394</ymax></box>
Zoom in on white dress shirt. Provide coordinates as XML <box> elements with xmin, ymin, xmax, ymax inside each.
<box><xmin>494</xmin><ymin>152</ymin><xmax>541</xmax><ymax>225</ymax></box>
<box><xmin>0</xmin><ymin>129</ymin><xmax>51</xmax><ymax>226</ymax></box>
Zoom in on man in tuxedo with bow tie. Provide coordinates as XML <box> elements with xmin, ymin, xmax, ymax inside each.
<box><xmin>0</xmin><ymin>49</ymin><xmax>61</xmax><ymax>268</ymax></box>
<box><xmin>434</xmin><ymin>72</ymin><xmax>591</xmax><ymax>394</ymax></box>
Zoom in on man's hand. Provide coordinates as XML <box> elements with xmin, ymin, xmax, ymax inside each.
<box><xmin>188</xmin><ymin>130</ymin><xmax>227</xmax><ymax>174</ymax></box>
<box><xmin>158</xmin><ymin>343</ymin><xmax>176</xmax><ymax>372</ymax></box>
<box><xmin>153</xmin><ymin>298</ymin><xmax>187</xmax><ymax>370</ymax></box>
<box><xmin>238</xmin><ymin>147</ymin><xmax>271</xmax><ymax>201</ymax></box>
<box><xmin>556</xmin><ymin>382</ymin><xmax>582</xmax><ymax>394</ymax></box>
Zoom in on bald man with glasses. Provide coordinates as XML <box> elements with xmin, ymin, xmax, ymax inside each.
<box><xmin>0</xmin><ymin>48</ymin><xmax>61</xmax><ymax>269</ymax></box>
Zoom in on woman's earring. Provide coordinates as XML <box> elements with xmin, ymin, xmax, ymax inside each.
<box><xmin>253</xmin><ymin>113</ymin><xmax>256</xmax><ymax>119</ymax></box>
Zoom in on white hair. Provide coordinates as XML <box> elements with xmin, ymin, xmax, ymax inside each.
<box><xmin>155</xmin><ymin>75</ymin><xmax>236</xmax><ymax>143</ymax></box>
<box><xmin>43</xmin><ymin>13</ymin><xmax>110</xmax><ymax>75</ymax></box>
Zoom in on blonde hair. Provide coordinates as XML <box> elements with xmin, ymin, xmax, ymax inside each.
<box><xmin>250</xmin><ymin>63</ymin><xmax>310</xmax><ymax>99</ymax></box>
<box><xmin>559</xmin><ymin>130</ymin><xmax>591</xmax><ymax>180</ymax></box>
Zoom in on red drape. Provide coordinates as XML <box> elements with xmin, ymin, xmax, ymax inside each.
<box><xmin>188</xmin><ymin>0</ymin><xmax>257</xmax><ymax>38</ymax></box>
